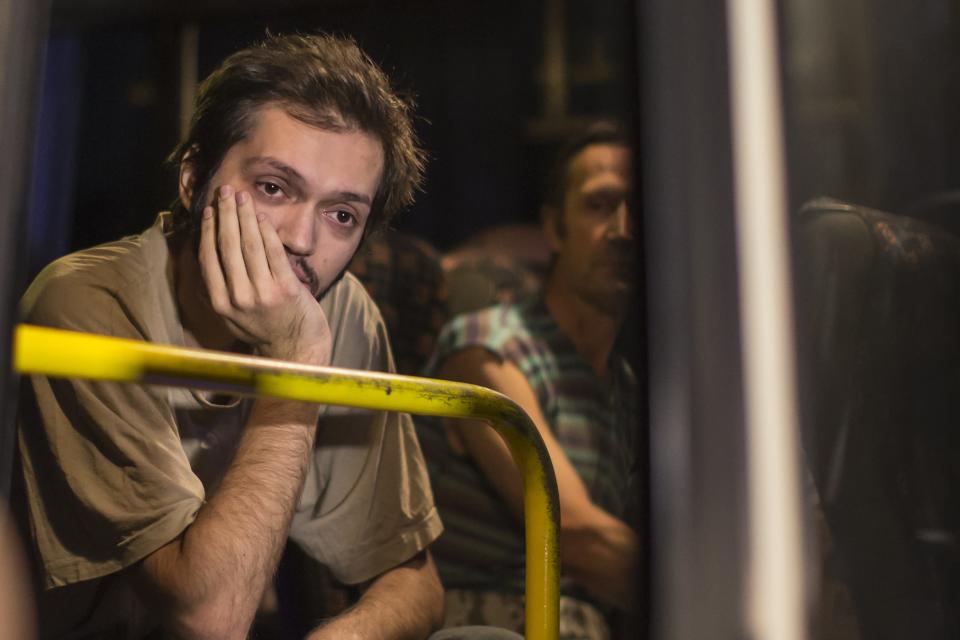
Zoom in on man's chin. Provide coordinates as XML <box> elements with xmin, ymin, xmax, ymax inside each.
<box><xmin>581</xmin><ymin>285</ymin><xmax>633</xmax><ymax>316</ymax></box>
<box><xmin>310</xmin><ymin>265</ymin><xmax>350</xmax><ymax>301</ymax></box>
<box><xmin>300</xmin><ymin>279</ymin><xmax>322</xmax><ymax>299</ymax></box>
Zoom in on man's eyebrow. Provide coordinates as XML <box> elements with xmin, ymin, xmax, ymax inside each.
<box><xmin>329</xmin><ymin>191</ymin><xmax>373</xmax><ymax>206</ymax></box>
<box><xmin>584</xmin><ymin>184</ymin><xmax>629</xmax><ymax>196</ymax></box>
<box><xmin>243</xmin><ymin>156</ymin><xmax>372</xmax><ymax>205</ymax></box>
<box><xmin>243</xmin><ymin>157</ymin><xmax>306</xmax><ymax>186</ymax></box>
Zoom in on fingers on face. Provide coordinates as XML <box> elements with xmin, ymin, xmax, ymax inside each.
<box><xmin>199</xmin><ymin>204</ymin><xmax>229</xmax><ymax>314</ymax></box>
<box><xmin>215</xmin><ymin>185</ymin><xmax>249</xmax><ymax>299</ymax></box>
<box><xmin>235</xmin><ymin>189</ymin><xmax>272</xmax><ymax>287</ymax></box>
<box><xmin>201</xmin><ymin>184</ymin><xmax>303</xmax><ymax>314</ymax></box>
<box><xmin>258</xmin><ymin>214</ymin><xmax>300</xmax><ymax>290</ymax></box>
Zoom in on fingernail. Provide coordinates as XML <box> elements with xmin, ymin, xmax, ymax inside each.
<box><xmin>236</xmin><ymin>191</ymin><xmax>248</xmax><ymax>204</ymax></box>
<box><xmin>219</xmin><ymin>185</ymin><xmax>233</xmax><ymax>199</ymax></box>
<box><xmin>256</xmin><ymin>213</ymin><xmax>266</xmax><ymax>222</ymax></box>
<box><xmin>202</xmin><ymin>206</ymin><xmax>213</xmax><ymax>219</ymax></box>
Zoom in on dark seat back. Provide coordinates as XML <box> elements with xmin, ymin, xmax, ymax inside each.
<box><xmin>795</xmin><ymin>197</ymin><xmax>960</xmax><ymax>638</ymax></box>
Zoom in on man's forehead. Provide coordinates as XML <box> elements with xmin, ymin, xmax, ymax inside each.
<box><xmin>232</xmin><ymin>105</ymin><xmax>384</xmax><ymax>187</ymax></box>
<box><xmin>242</xmin><ymin>105</ymin><xmax>348</xmax><ymax>146</ymax></box>
<box><xmin>567</xmin><ymin>143</ymin><xmax>631</xmax><ymax>191</ymax></box>
<box><xmin>254</xmin><ymin>101</ymin><xmax>350</xmax><ymax>131</ymax></box>
<box><xmin>235</xmin><ymin>104</ymin><xmax>382</xmax><ymax>158</ymax></box>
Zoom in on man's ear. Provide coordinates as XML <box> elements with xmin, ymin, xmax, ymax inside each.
<box><xmin>178</xmin><ymin>145</ymin><xmax>200</xmax><ymax>210</ymax></box>
<box><xmin>541</xmin><ymin>204</ymin><xmax>563</xmax><ymax>252</ymax></box>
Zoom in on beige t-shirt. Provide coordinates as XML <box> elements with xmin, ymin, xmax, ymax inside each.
<box><xmin>16</xmin><ymin>216</ymin><xmax>442</xmax><ymax>637</ymax></box>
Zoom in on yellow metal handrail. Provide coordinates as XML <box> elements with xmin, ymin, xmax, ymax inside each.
<box><xmin>13</xmin><ymin>323</ymin><xmax>560</xmax><ymax>640</ymax></box>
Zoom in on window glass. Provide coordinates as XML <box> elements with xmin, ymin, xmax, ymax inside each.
<box><xmin>783</xmin><ymin>1</ymin><xmax>960</xmax><ymax>636</ymax></box>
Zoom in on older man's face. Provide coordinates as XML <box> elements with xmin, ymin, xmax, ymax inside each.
<box><xmin>550</xmin><ymin>142</ymin><xmax>635</xmax><ymax>315</ymax></box>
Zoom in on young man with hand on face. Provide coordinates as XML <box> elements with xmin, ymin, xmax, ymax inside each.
<box><xmin>15</xmin><ymin>34</ymin><xmax>443</xmax><ymax>639</ymax></box>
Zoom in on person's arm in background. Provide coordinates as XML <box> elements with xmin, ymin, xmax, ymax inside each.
<box><xmin>306</xmin><ymin>550</ymin><xmax>443</xmax><ymax>640</ymax></box>
<box><xmin>0</xmin><ymin>506</ymin><xmax>35</xmax><ymax>640</ymax></box>
<box><xmin>439</xmin><ymin>346</ymin><xmax>639</xmax><ymax>609</ymax></box>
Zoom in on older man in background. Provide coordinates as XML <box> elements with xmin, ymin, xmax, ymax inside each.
<box><xmin>416</xmin><ymin>122</ymin><xmax>640</xmax><ymax>639</ymax></box>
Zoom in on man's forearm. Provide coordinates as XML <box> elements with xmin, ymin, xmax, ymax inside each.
<box><xmin>135</xmin><ymin>397</ymin><xmax>320</xmax><ymax>638</ymax></box>
<box><xmin>307</xmin><ymin>551</ymin><xmax>444</xmax><ymax>640</ymax></box>
<box><xmin>562</xmin><ymin>506</ymin><xmax>640</xmax><ymax>610</ymax></box>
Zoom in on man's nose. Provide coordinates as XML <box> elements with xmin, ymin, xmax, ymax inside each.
<box><xmin>276</xmin><ymin>206</ymin><xmax>317</xmax><ymax>256</ymax></box>
<box><xmin>608</xmin><ymin>200</ymin><xmax>633</xmax><ymax>240</ymax></box>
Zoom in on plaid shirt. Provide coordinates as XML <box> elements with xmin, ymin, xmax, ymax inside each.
<box><xmin>415</xmin><ymin>297</ymin><xmax>639</xmax><ymax>598</ymax></box>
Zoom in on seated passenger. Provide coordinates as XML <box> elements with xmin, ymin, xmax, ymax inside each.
<box><xmin>13</xmin><ymin>33</ymin><xmax>445</xmax><ymax>639</ymax></box>
<box><xmin>349</xmin><ymin>230</ymin><xmax>450</xmax><ymax>375</ymax></box>
<box><xmin>416</xmin><ymin>122</ymin><xmax>640</xmax><ymax>639</ymax></box>
<box><xmin>442</xmin><ymin>224</ymin><xmax>551</xmax><ymax>315</ymax></box>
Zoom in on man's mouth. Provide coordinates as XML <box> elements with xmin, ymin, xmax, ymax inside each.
<box><xmin>603</xmin><ymin>251</ymin><xmax>635</xmax><ymax>268</ymax></box>
<box><xmin>290</xmin><ymin>262</ymin><xmax>308</xmax><ymax>283</ymax></box>
<box><xmin>289</xmin><ymin>256</ymin><xmax>320</xmax><ymax>297</ymax></box>
<box><xmin>600</xmin><ymin>254</ymin><xmax>637</xmax><ymax>280</ymax></box>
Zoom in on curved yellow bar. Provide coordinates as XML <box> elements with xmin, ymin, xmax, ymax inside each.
<box><xmin>13</xmin><ymin>324</ymin><xmax>560</xmax><ymax>640</ymax></box>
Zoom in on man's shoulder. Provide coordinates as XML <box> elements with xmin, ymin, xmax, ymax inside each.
<box><xmin>322</xmin><ymin>271</ymin><xmax>392</xmax><ymax>370</ymax></box>
<box><xmin>447</xmin><ymin>299</ymin><xmax>535</xmax><ymax>344</ymax></box>
<box><xmin>427</xmin><ymin>300</ymin><xmax>538</xmax><ymax>371</ymax></box>
<box><xmin>21</xmin><ymin>232</ymin><xmax>156</xmax><ymax>331</ymax></box>
<box><xmin>324</xmin><ymin>271</ymin><xmax>384</xmax><ymax>327</ymax></box>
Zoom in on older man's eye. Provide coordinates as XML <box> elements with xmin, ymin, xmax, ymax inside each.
<box><xmin>585</xmin><ymin>196</ymin><xmax>620</xmax><ymax>214</ymax></box>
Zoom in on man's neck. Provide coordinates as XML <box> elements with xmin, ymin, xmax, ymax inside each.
<box><xmin>543</xmin><ymin>273</ymin><xmax>623</xmax><ymax>378</ymax></box>
<box><xmin>171</xmin><ymin>239</ymin><xmax>245</xmax><ymax>354</ymax></box>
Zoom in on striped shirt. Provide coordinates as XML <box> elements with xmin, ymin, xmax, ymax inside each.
<box><xmin>415</xmin><ymin>297</ymin><xmax>638</xmax><ymax>598</ymax></box>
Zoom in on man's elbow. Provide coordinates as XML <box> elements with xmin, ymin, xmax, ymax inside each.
<box><xmin>151</xmin><ymin>591</ymin><xmax>253</xmax><ymax>640</ymax></box>
<box><xmin>559</xmin><ymin>519</ymin><xmax>600</xmax><ymax>566</ymax></box>
<box><xmin>132</xmin><ymin>542</ymin><xmax>258</xmax><ymax>639</ymax></box>
<box><xmin>557</xmin><ymin>498</ymin><xmax>609</xmax><ymax>553</ymax></box>
<box><xmin>167</xmin><ymin>607</ymin><xmax>250</xmax><ymax>640</ymax></box>
<box><xmin>558</xmin><ymin>512</ymin><xmax>629</xmax><ymax>571</ymax></box>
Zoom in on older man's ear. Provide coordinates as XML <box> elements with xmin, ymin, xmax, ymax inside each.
<box><xmin>541</xmin><ymin>204</ymin><xmax>564</xmax><ymax>252</ymax></box>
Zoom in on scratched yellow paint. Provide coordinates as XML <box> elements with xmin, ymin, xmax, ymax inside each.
<box><xmin>14</xmin><ymin>323</ymin><xmax>560</xmax><ymax>640</ymax></box>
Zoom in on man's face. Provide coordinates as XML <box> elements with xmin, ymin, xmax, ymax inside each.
<box><xmin>183</xmin><ymin>105</ymin><xmax>384</xmax><ymax>299</ymax></box>
<box><xmin>548</xmin><ymin>142</ymin><xmax>635</xmax><ymax>314</ymax></box>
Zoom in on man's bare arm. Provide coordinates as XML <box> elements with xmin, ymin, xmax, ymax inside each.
<box><xmin>306</xmin><ymin>550</ymin><xmax>444</xmax><ymax>640</ymax></box>
<box><xmin>440</xmin><ymin>347</ymin><xmax>639</xmax><ymax>609</ymax></box>
<box><xmin>132</xmin><ymin>398</ymin><xmax>320</xmax><ymax>638</ymax></box>
<box><xmin>130</xmin><ymin>187</ymin><xmax>333</xmax><ymax>638</ymax></box>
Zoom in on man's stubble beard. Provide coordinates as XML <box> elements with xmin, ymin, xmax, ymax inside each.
<box><xmin>577</xmin><ymin>277</ymin><xmax>633</xmax><ymax>317</ymax></box>
<box><xmin>307</xmin><ymin>258</ymin><xmax>352</xmax><ymax>302</ymax></box>
<box><xmin>575</xmin><ymin>259</ymin><xmax>635</xmax><ymax>317</ymax></box>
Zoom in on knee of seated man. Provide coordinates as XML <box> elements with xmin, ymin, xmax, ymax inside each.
<box><xmin>428</xmin><ymin>626</ymin><xmax>525</xmax><ymax>640</ymax></box>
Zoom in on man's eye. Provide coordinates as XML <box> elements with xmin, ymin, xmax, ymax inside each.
<box><xmin>258</xmin><ymin>182</ymin><xmax>284</xmax><ymax>197</ymax></box>
<box><xmin>586</xmin><ymin>197</ymin><xmax>618</xmax><ymax>213</ymax></box>
<box><xmin>331</xmin><ymin>210</ymin><xmax>356</xmax><ymax>226</ymax></box>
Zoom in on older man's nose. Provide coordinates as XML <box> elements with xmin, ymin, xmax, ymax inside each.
<box><xmin>607</xmin><ymin>200</ymin><xmax>633</xmax><ymax>239</ymax></box>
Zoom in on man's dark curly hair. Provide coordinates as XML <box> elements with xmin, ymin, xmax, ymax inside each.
<box><xmin>167</xmin><ymin>32</ymin><xmax>425</xmax><ymax>241</ymax></box>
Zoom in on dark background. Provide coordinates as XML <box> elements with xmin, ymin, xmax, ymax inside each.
<box><xmin>780</xmin><ymin>0</ymin><xmax>960</xmax><ymax>218</ymax></box>
<box><xmin>21</xmin><ymin>1</ymin><xmax>960</xmax><ymax>637</ymax></box>
<box><xmin>27</xmin><ymin>0</ymin><xmax>637</xmax><ymax>278</ymax></box>
<box><xmin>35</xmin><ymin>0</ymin><xmax>960</xmax><ymax>287</ymax></box>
